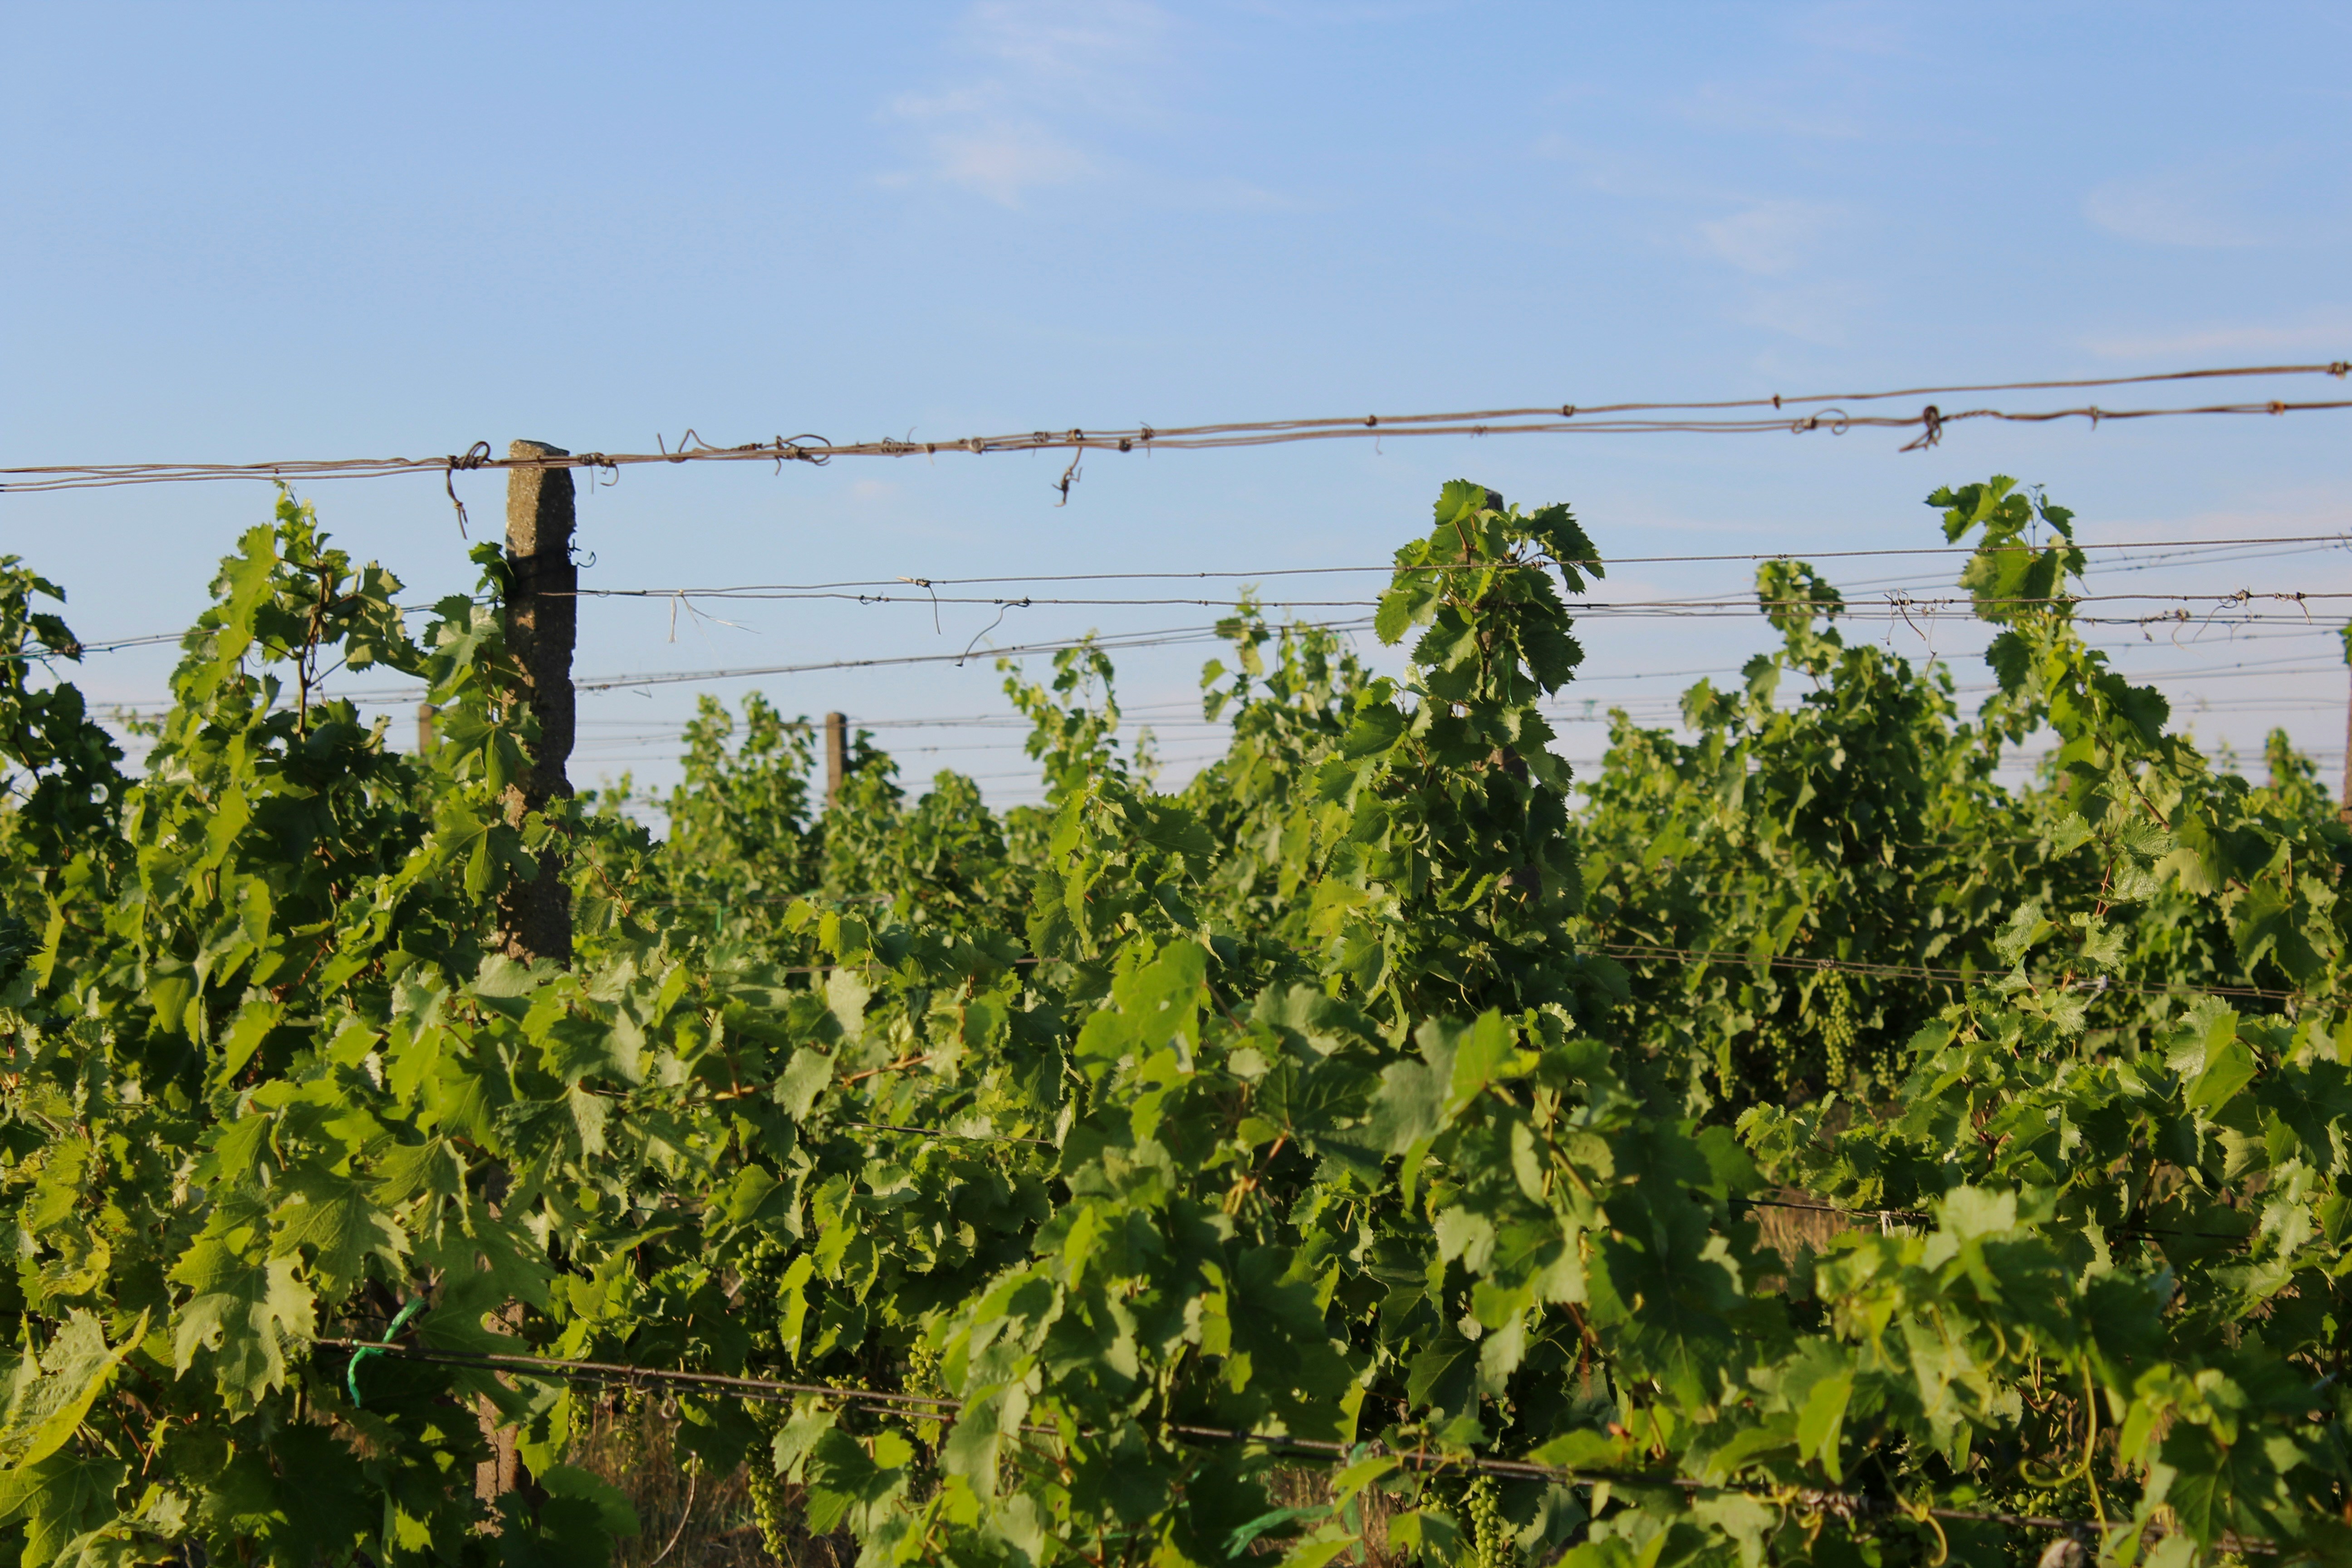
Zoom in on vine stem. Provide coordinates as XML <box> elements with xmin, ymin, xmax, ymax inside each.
<box><xmin>841</xmin><ymin>1053</ymin><xmax>928</xmax><ymax>1086</ymax></box>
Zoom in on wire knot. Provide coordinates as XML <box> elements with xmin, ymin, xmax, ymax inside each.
<box><xmin>772</xmin><ymin>435</ymin><xmax>833</xmax><ymax>468</ymax></box>
<box><xmin>1898</xmin><ymin>405</ymin><xmax>1945</xmax><ymax>452</ymax></box>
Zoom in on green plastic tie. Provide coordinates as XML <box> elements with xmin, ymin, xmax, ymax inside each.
<box><xmin>345</xmin><ymin>1298</ymin><xmax>426</xmax><ymax>1409</ymax></box>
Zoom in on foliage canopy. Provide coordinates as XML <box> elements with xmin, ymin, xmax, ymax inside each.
<box><xmin>0</xmin><ymin>479</ymin><xmax>2344</xmax><ymax>1566</ymax></box>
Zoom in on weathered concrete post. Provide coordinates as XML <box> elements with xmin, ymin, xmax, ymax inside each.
<box><xmin>2340</xmin><ymin>652</ymin><xmax>2351</xmax><ymax>823</ymax></box>
<box><xmin>494</xmin><ymin>438</ymin><xmax>576</xmax><ymax>965</ymax></box>
<box><xmin>477</xmin><ymin>439</ymin><xmax>578</xmax><ymax>1511</ymax></box>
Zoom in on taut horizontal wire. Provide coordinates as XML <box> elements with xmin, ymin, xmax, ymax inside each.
<box><xmin>524</xmin><ymin>533</ymin><xmax>2352</xmax><ymax>597</ymax></box>
<box><xmin>1735</xmin><ymin>1195</ymin><xmax>2251</xmax><ymax>1245</ymax></box>
<box><xmin>70</xmin><ymin>619</ymin><xmax>1376</xmax><ymax>709</ymax></box>
<box><xmin>561</xmin><ymin>585</ymin><xmax>2352</xmax><ymax>609</ymax></box>
<box><xmin>85</xmin><ymin>634</ymin><xmax>2352</xmax><ymax>725</ymax></box>
<box><xmin>24</xmin><ymin>533</ymin><xmax>2347</xmax><ymax>672</ymax></box>
<box><xmin>4</xmin><ymin>362</ymin><xmax>2346</xmax><ymax>493</ymax></box>
<box><xmin>568</xmin><ymin>618</ymin><xmax>1375</xmax><ymax>695</ymax></box>
<box><xmin>569</xmin><ymin>587</ymin><xmax>2352</xmax><ymax>612</ymax></box>
<box><xmin>312</xmin><ymin>1330</ymin><xmax>2255</xmax><ymax>1548</ymax></box>
<box><xmin>573</xmin><ymin>590</ymin><xmax>1380</xmax><ymax>608</ymax></box>
<box><xmin>1591</xmin><ymin>941</ymin><xmax>2300</xmax><ymax>1001</ymax></box>
<box><xmin>585</xmin><ymin>915</ymin><xmax>2317</xmax><ymax>1007</ymax></box>
<box><xmin>86</xmin><ymin>626</ymin><xmax>2352</xmax><ymax>717</ymax></box>
<box><xmin>357</xmin><ymin>618</ymin><xmax>1368</xmax><ymax>701</ymax></box>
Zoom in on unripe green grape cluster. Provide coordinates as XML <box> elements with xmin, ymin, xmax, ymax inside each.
<box><xmin>1463</xmin><ymin>1473</ymin><xmax>1517</xmax><ymax>1568</ymax></box>
<box><xmin>902</xmin><ymin>1339</ymin><xmax>948</xmax><ymax>1447</ymax></box>
<box><xmin>1815</xmin><ymin>972</ymin><xmax>1856</xmax><ymax>1088</ymax></box>
<box><xmin>1754</xmin><ymin>1017</ymin><xmax>1798</xmax><ymax>1094</ymax></box>
<box><xmin>745</xmin><ymin>1403</ymin><xmax>791</xmax><ymax>1560</ymax></box>
<box><xmin>1753</xmin><ymin>974</ymin><xmax>1859</xmax><ymax>1096</ymax></box>
<box><xmin>737</xmin><ymin>1229</ymin><xmax>794</xmax><ymax>1356</ymax></box>
<box><xmin>616</xmin><ymin>1387</ymin><xmax>647</xmax><ymax>1472</ymax></box>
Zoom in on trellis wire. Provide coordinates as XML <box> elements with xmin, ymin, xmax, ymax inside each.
<box><xmin>4</xmin><ymin>361</ymin><xmax>2347</xmax><ymax>495</ymax></box>
<box><xmin>311</xmin><ymin>1337</ymin><xmax>2266</xmax><ymax>1553</ymax></box>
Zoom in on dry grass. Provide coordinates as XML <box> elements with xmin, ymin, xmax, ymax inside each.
<box><xmin>1258</xmin><ymin>1463</ymin><xmax>1406</xmax><ymax>1563</ymax></box>
<box><xmin>557</xmin><ymin>1397</ymin><xmax>1430</xmax><ymax>1566</ymax></box>
<box><xmin>1749</xmin><ymin>1187</ymin><xmax>1854</xmax><ymax>1265</ymax></box>
<box><xmin>563</xmin><ymin>1395</ymin><xmax>851</xmax><ymax>1568</ymax></box>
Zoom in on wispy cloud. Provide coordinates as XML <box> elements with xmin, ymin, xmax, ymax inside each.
<box><xmin>1786</xmin><ymin>0</ymin><xmax>1920</xmax><ymax>58</ymax></box>
<box><xmin>882</xmin><ymin>1</ymin><xmax>1169</xmax><ymax>207</ymax></box>
<box><xmin>888</xmin><ymin>113</ymin><xmax>1099</xmax><ymax>206</ymax></box>
<box><xmin>2080</xmin><ymin>310</ymin><xmax>2352</xmax><ymax>361</ymax></box>
<box><xmin>1533</xmin><ymin>133</ymin><xmax>1866</xmax><ymax>340</ymax></box>
<box><xmin>1725</xmin><ymin>279</ymin><xmax>1867</xmax><ymax>347</ymax></box>
<box><xmin>965</xmin><ymin>0</ymin><xmax>1167</xmax><ymax>100</ymax></box>
<box><xmin>1671</xmin><ymin>82</ymin><xmax>1867</xmax><ymax>141</ymax></box>
<box><xmin>1699</xmin><ymin>201</ymin><xmax>1839</xmax><ymax>275</ymax></box>
<box><xmin>2086</xmin><ymin>162</ymin><xmax>2268</xmax><ymax>250</ymax></box>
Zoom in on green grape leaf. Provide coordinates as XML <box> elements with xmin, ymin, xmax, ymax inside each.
<box><xmin>168</xmin><ymin>1240</ymin><xmax>314</xmax><ymax>1405</ymax></box>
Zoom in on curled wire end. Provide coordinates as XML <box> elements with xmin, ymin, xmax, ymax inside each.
<box><xmin>442</xmin><ymin>449</ymin><xmax>494</xmax><ymax>539</ymax></box>
<box><xmin>444</xmin><ymin>440</ymin><xmax>495</xmax><ymax>534</ymax></box>
<box><xmin>957</xmin><ymin>599</ymin><xmax>1029</xmax><ymax>665</ymax></box>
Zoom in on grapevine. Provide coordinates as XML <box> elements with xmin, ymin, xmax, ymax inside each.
<box><xmin>0</xmin><ymin>476</ymin><xmax>2339</xmax><ymax>1568</ymax></box>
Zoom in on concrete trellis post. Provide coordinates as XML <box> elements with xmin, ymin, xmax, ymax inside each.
<box><xmin>494</xmin><ymin>439</ymin><xmax>577</xmax><ymax>966</ymax></box>
<box><xmin>826</xmin><ymin>710</ymin><xmax>848</xmax><ymax>807</ymax></box>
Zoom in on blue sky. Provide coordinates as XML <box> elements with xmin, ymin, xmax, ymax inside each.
<box><xmin>5</xmin><ymin>2</ymin><xmax>2349</xmax><ymax>806</ymax></box>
